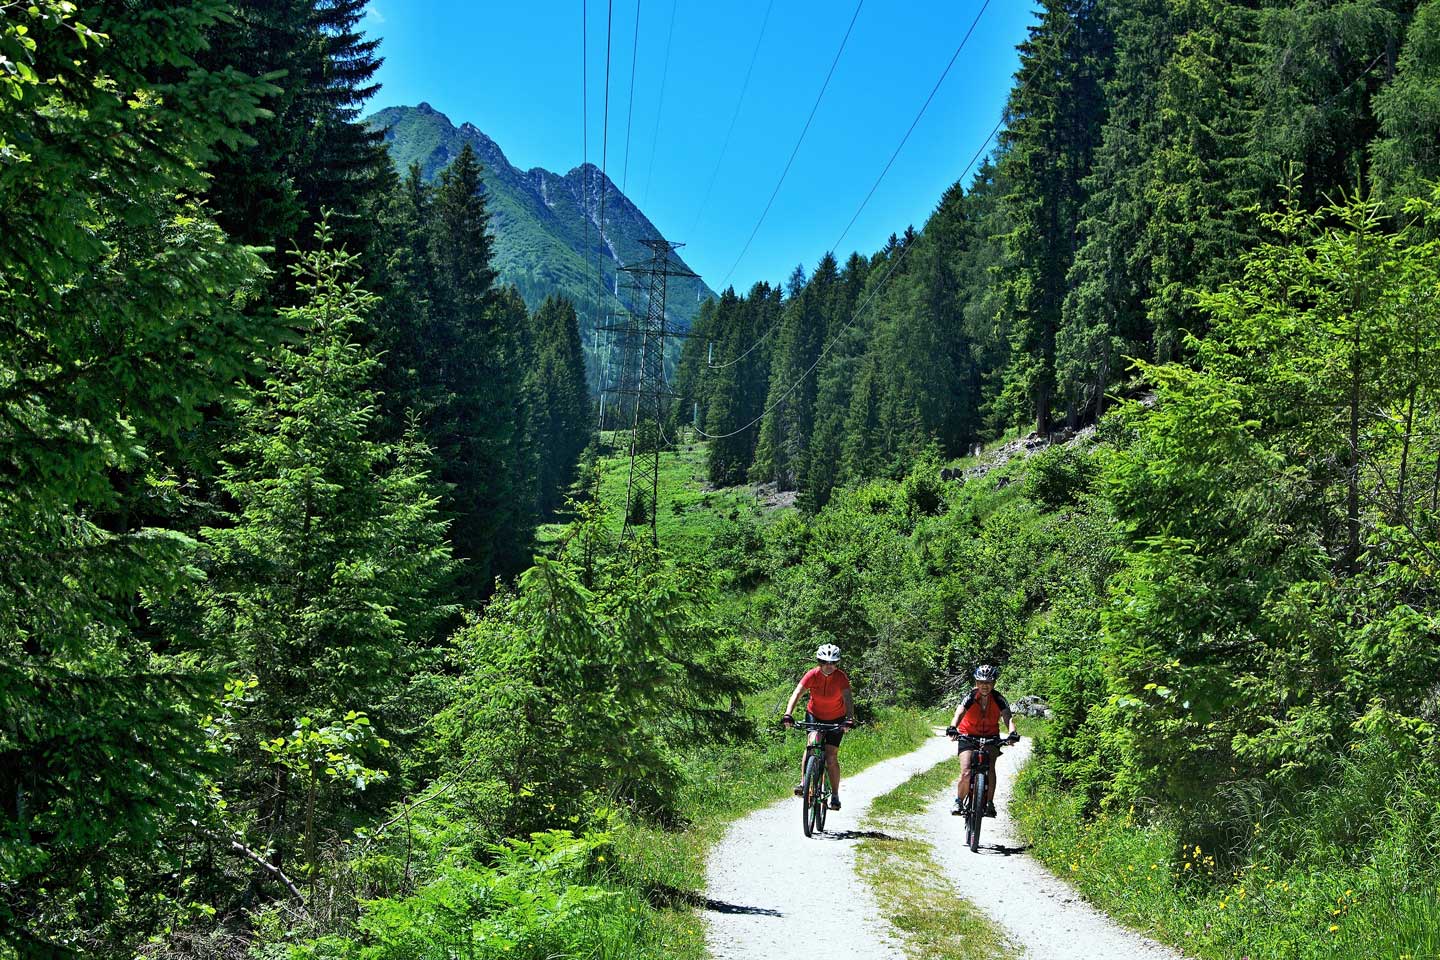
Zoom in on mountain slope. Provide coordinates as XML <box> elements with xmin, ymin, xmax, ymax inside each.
<box><xmin>366</xmin><ymin>103</ymin><xmax>716</xmax><ymax>338</ymax></box>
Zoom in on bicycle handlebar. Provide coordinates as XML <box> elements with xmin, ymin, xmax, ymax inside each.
<box><xmin>783</xmin><ymin>719</ymin><xmax>855</xmax><ymax>731</ymax></box>
<box><xmin>943</xmin><ymin>728</ymin><xmax>1019</xmax><ymax>744</ymax></box>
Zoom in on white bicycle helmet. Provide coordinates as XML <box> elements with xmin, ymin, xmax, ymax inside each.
<box><xmin>816</xmin><ymin>643</ymin><xmax>842</xmax><ymax>663</ymax></box>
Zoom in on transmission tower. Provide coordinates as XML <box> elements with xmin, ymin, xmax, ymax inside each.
<box><xmin>600</xmin><ymin>239</ymin><xmax>699</xmax><ymax>543</ymax></box>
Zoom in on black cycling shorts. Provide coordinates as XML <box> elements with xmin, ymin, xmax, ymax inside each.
<box><xmin>955</xmin><ymin>735</ymin><xmax>1002</xmax><ymax>760</ymax></box>
<box><xmin>806</xmin><ymin>712</ymin><xmax>847</xmax><ymax>747</ymax></box>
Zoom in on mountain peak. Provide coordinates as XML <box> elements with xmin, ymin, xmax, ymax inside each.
<box><xmin>363</xmin><ymin>103</ymin><xmax>716</xmax><ymax>337</ymax></box>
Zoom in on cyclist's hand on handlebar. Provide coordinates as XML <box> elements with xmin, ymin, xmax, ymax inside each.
<box><xmin>944</xmin><ymin>725</ymin><xmax>958</xmax><ymax>738</ymax></box>
<box><xmin>1006</xmin><ymin>732</ymin><xmax>1021</xmax><ymax>744</ymax></box>
<box><xmin>781</xmin><ymin>713</ymin><xmax>795</xmax><ymax>728</ymax></box>
<box><xmin>842</xmin><ymin>719</ymin><xmax>857</xmax><ymax>730</ymax></box>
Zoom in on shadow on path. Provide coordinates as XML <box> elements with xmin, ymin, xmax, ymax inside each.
<box><xmin>704</xmin><ymin>899</ymin><xmax>783</xmax><ymax>917</ymax></box>
<box><xmin>985</xmin><ymin>842</ymin><xmax>1030</xmax><ymax>856</ymax></box>
<box><xmin>821</xmin><ymin>829</ymin><xmax>899</xmax><ymax>842</ymax></box>
<box><xmin>644</xmin><ymin>882</ymin><xmax>783</xmax><ymax>917</ymax></box>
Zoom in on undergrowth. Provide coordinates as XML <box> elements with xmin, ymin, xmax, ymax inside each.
<box><xmin>1013</xmin><ymin>730</ymin><xmax>1440</xmax><ymax>960</ymax></box>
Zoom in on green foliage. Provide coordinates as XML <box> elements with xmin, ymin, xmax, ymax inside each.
<box><xmin>1015</xmin><ymin>732</ymin><xmax>1440</xmax><ymax>960</ymax></box>
<box><xmin>1023</xmin><ymin>444</ymin><xmax>1099</xmax><ymax>509</ymax></box>
<box><xmin>194</xmin><ymin>220</ymin><xmax>455</xmax><ymax>884</ymax></box>
<box><xmin>432</xmin><ymin>541</ymin><xmax>747</xmax><ymax>840</ymax></box>
<box><xmin>287</xmin><ymin>830</ymin><xmax>648</xmax><ymax>960</ymax></box>
<box><xmin>0</xmin><ymin>2</ymin><xmax>272</xmax><ymax>949</ymax></box>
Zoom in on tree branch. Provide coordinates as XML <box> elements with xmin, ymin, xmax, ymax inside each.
<box><xmin>193</xmin><ymin>822</ymin><xmax>307</xmax><ymax>907</ymax></box>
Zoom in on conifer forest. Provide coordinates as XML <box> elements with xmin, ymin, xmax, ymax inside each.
<box><xmin>3</xmin><ymin>1</ymin><xmax>1439</xmax><ymax>958</ymax></box>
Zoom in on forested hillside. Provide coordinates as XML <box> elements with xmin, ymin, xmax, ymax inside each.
<box><xmin>4</xmin><ymin>0</ymin><xmax>1440</xmax><ymax>958</ymax></box>
<box><xmin>679</xmin><ymin>0</ymin><xmax>1440</xmax><ymax>509</ymax></box>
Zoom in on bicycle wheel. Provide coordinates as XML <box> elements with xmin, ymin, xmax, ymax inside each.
<box><xmin>802</xmin><ymin>754</ymin><xmax>820</xmax><ymax>837</ymax></box>
<box><xmin>816</xmin><ymin>771</ymin><xmax>829</xmax><ymax>833</ymax></box>
<box><xmin>969</xmin><ymin>771</ymin><xmax>986</xmax><ymax>853</ymax></box>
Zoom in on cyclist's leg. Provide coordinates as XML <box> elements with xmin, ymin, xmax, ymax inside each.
<box><xmin>796</xmin><ymin>730</ymin><xmax>819</xmax><ymax>794</ymax></box>
<box><xmin>824</xmin><ymin>743</ymin><xmax>841</xmax><ymax>794</ymax></box>
<box><xmin>958</xmin><ymin>748</ymin><xmax>975</xmax><ymax>799</ymax></box>
<box><xmin>984</xmin><ymin>746</ymin><xmax>1000</xmax><ymax>809</ymax></box>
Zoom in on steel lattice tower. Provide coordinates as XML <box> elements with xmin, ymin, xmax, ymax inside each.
<box><xmin>603</xmin><ymin>239</ymin><xmax>697</xmax><ymax>543</ymax></box>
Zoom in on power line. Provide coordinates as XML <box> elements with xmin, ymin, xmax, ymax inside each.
<box><xmin>583</xmin><ymin>0</ymin><xmax>603</xmax><ymax>428</ymax></box>
<box><xmin>693</xmin><ymin>112</ymin><xmax>1006</xmax><ymax>441</ymax></box>
<box><xmin>599</xmin><ymin>0</ymin><xmax>615</xmax><ymax>254</ymax></box>
<box><xmin>687</xmin><ymin>0</ymin><xmax>775</xmax><ymax>239</ymax></box>
<box><xmin>640</xmin><ymin>0</ymin><xmax>678</xmax><ymax>208</ymax></box>
<box><xmin>716</xmin><ymin>0</ymin><xmax>863</xmax><ymax>291</ymax></box>
<box><xmin>621</xmin><ymin>0</ymin><xmax>642</xmax><ymax>192</ymax></box>
<box><xmin>707</xmin><ymin>1</ymin><xmax>991</xmax><ymax>371</ymax></box>
<box><xmin>693</xmin><ymin>11</ymin><xmax>1073</xmax><ymax>443</ymax></box>
<box><xmin>830</xmin><ymin>0</ymin><xmax>990</xmax><ymax>253</ymax></box>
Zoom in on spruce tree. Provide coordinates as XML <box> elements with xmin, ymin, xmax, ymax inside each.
<box><xmin>997</xmin><ymin>0</ymin><xmax>1112</xmax><ymax>434</ymax></box>
<box><xmin>0</xmin><ymin>1</ymin><xmax>271</xmax><ymax>947</ymax></box>
<box><xmin>1371</xmin><ymin>1</ymin><xmax>1440</xmax><ymax>198</ymax></box>
<box><xmin>751</xmin><ymin>255</ymin><xmax>836</xmax><ymax>488</ymax></box>
<box><xmin>527</xmin><ymin>297</ymin><xmax>593</xmax><ymax>515</ymax></box>
<box><xmin>200</xmin><ymin>223</ymin><xmax>455</xmax><ymax>870</ymax></box>
<box><xmin>424</xmin><ymin>144</ymin><xmax>528</xmax><ymax>592</ymax></box>
<box><xmin>804</xmin><ymin>252</ymin><xmax>871</xmax><ymax>508</ymax></box>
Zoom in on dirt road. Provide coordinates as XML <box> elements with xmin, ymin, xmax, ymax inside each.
<box><xmin>703</xmin><ymin>735</ymin><xmax>1183</xmax><ymax>959</ymax></box>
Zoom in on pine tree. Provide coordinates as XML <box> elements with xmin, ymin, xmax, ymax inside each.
<box><xmin>751</xmin><ymin>254</ymin><xmax>836</xmax><ymax>488</ymax></box>
<box><xmin>1371</xmin><ymin>1</ymin><xmax>1440</xmax><ymax>198</ymax></box>
<box><xmin>804</xmin><ymin>252</ymin><xmax>871</xmax><ymax>508</ymax></box>
<box><xmin>200</xmin><ymin>222</ymin><xmax>455</xmax><ymax>870</ymax></box>
<box><xmin>526</xmin><ymin>296</ymin><xmax>593</xmax><ymax>515</ymax></box>
<box><xmin>424</xmin><ymin>144</ymin><xmax>529</xmax><ymax>592</ymax></box>
<box><xmin>201</xmin><ymin>0</ymin><xmax>391</xmax><ymax>284</ymax></box>
<box><xmin>997</xmin><ymin>0</ymin><xmax>1112</xmax><ymax>434</ymax></box>
<box><xmin>0</xmin><ymin>1</ymin><xmax>272</xmax><ymax>947</ymax></box>
<box><xmin>1248</xmin><ymin>0</ymin><xmax>1414</xmax><ymax>211</ymax></box>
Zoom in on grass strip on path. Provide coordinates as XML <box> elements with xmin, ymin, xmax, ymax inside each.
<box><xmin>854</xmin><ymin>735</ymin><xmax>1017</xmax><ymax>960</ymax></box>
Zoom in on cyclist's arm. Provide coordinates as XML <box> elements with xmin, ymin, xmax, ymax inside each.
<box><xmin>843</xmin><ymin>688</ymin><xmax>855</xmax><ymax>724</ymax></box>
<box><xmin>783</xmin><ymin>679</ymin><xmax>807</xmax><ymax>718</ymax></box>
<box><xmin>1001</xmin><ymin>708</ymin><xmax>1016</xmax><ymax>738</ymax></box>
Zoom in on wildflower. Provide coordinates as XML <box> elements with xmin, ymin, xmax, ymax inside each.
<box><xmin>1329</xmin><ymin>925</ymin><xmax>1339</xmax><ymax>932</ymax></box>
<box><xmin>597</xmin><ymin>855</ymin><xmax>606</xmax><ymax>862</ymax></box>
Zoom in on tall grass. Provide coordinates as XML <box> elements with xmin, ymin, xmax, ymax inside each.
<box><xmin>1012</xmin><ymin>731</ymin><xmax>1440</xmax><ymax>960</ymax></box>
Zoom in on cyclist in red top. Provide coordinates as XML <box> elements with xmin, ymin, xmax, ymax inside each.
<box><xmin>947</xmin><ymin>664</ymin><xmax>1017</xmax><ymax>817</ymax></box>
<box><xmin>782</xmin><ymin>643</ymin><xmax>856</xmax><ymax>810</ymax></box>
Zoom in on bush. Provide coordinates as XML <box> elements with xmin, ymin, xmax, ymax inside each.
<box><xmin>1021</xmin><ymin>443</ymin><xmax>1098</xmax><ymax>509</ymax></box>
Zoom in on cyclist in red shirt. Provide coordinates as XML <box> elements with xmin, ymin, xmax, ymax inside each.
<box><xmin>947</xmin><ymin>664</ymin><xmax>1017</xmax><ymax>817</ymax></box>
<box><xmin>781</xmin><ymin>643</ymin><xmax>856</xmax><ymax>810</ymax></box>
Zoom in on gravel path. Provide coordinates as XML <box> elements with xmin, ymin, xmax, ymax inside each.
<box><xmin>703</xmin><ymin>734</ymin><xmax>1184</xmax><ymax>960</ymax></box>
<box><xmin>704</xmin><ymin>738</ymin><xmax>952</xmax><ymax>959</ymax></box>
<box><xmin>916</xmin><ymin>736</ymin><xmax>1184</xmax><ymax>959</ymax></box>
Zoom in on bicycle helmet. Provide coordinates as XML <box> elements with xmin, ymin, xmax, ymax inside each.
<box><xmin>816</xmin><ymin>643</ymin><xmax>842</xmax><ymax>663</ymax></box>
<box><xmin>973</xmin><ymin>663</ymin><xmax>999</xmax><ymax>683</ymax></box>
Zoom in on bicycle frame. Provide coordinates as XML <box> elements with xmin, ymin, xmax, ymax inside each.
<box><xmin>953</xmin><ymin>734</ymin><xmax>1007</xmax><ymax>853</ymax></box>
<box><xmin>792</xmin><ymin>720</ymin><xmax>846</xmax><ymax>838</ymax></box>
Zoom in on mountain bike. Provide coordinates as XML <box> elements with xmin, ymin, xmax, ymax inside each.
<box><xmin>945</xmin><ymin>730</ymin><xmax>1018</xmax><ymax>853</ymax></box>
<box><xmin>789</xmin><ymin>720</ymin><xmax>849</xmax><ymax>838</ymax></box>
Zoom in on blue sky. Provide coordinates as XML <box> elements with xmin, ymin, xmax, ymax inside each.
<box><xmin>361</xmin><ymin>1</ymin><xmax>1037</xmax><ymax>292</ymax></box>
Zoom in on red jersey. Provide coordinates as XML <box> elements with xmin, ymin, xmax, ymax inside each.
<box><xmin>799</xmin><ymin>667</ymin><xmax>851</xmax><ymax>722</ymax></box>
<box><xmin>956</xmin><ymin>688</ymin><xmax>1009</xmax><ymax>736</ymax></box>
